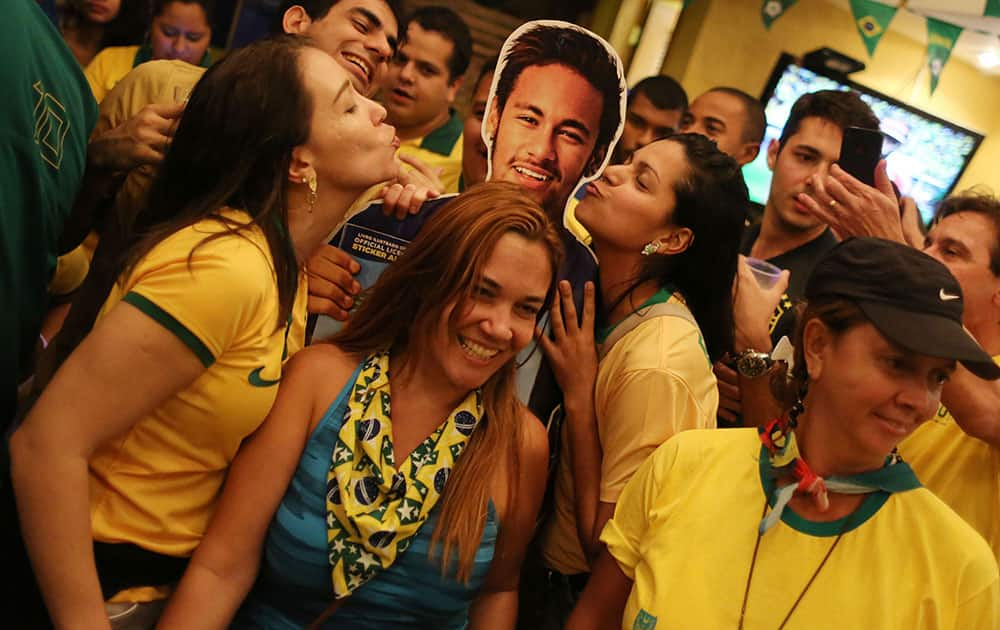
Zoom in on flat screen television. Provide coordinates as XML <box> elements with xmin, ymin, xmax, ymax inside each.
<box><xmin>742</xmin><ymin>53</ymin><xmax>984</xmax><ymax>223</ymax></box>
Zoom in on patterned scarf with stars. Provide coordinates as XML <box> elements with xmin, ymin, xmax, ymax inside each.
<box><xmin>325</xmin><ymin>351</ymin><xmax>483</xmax><ymax>598</ymax></box>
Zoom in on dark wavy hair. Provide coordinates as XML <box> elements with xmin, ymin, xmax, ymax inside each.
<box><xmin>778</xmin><ymin>89</ymin><xmax>879</xmax><ymax>151</ymax></box>
<box><xmin>332</xmin><ymin>182</ymin><xmax>563</xmax><ymax>581</ymax></box>
<box><xmin>273</xmin><ymin>0</ymin><xmax>403</xmax><ymax>36</ymax></box>
<box><xmin>492</xmin><ymin>24</ymin><xmax>622</xmax><ymax>179</ymax></box>
<box><xmin>630</xmin><ymin>75</ymin><xmax>687</xmax><ymax>111</ymax></box>
<box><xmin>403</xmin><ymin>5</ymin><xmax>472</xmax><ymax>82</ymax></box>
<box><xmin>151</xmin><ymin>0</ymin><xmax>214</xmax><ymax>19</ymax></box>
<box><xmin>63</xmin><ymin>0</ymin><xmax>150</xmax><ymax>48</ymax></box>
<box><xmin>121</xmin><ymin>35</ymin><xmax>314</xmax><ymax>329</ymax></box>
<box><xmin>624</xmin><ymin>133</ymin><xmax>748</xmax><ymax>362</ymax></box>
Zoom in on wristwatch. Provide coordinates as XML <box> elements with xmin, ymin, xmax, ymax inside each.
<box><xmin>734</xmin><ymin>349</ymin><xmax>774</xmax><ymax>378</ymax></box>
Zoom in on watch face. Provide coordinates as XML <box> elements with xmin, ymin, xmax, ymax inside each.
<box><xmin>737</xmin><ymin>353</ymin><xmax>769</xmax><ymax>378</ymax></box>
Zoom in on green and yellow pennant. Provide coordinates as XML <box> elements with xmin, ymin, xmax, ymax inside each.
<box><xmin>926</xmin><ymin>17</ymin><xmax>963</xmax><ymax>95</ymax></box>
<box><xmin>850</xmin><ymin>0</ymin><xmax>898</xmax><ymax>57</ymax></box>
<box><xmin>761</xmin><ymin>0</ymin><xmax>796</xmax><ymax>29</ymax></box>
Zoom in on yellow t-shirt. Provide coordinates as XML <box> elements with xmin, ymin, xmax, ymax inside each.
<box><xmin>89</xmin><ymin>210</ymin><xmax>308</xmax><ymax>560</ymax></box>
<box><xmin>93</xmin><ymin>59</ymin><xmax>207</xmax><ymax>245</ymax></box>
<box><xmin>540</xmin><ymin>298</ymin><xmax>718</xmax><ymax>574</ymax></box>
<box><xmin>84</xmin><ymin>45</ymin><xmax>141</xmax><ymax>103</ymax></box>
<box><xmin>603</xmin><ymin>429</ymin><xmax>1000</xmax><ymax>630</ymax></box>
<box><xmin>901</xmin><ymin>395</ymin><xmax>1000</xmax><ymax>562</ymax></box>
<box><xmin>398</xmin><ymin>109</ymin><xmax>463</xmax><ymax>195</ymax></box>
<box><xmin>49</xmin><ymin>243</ymin><xmax>91</xmax><ymax>296</ymax></box>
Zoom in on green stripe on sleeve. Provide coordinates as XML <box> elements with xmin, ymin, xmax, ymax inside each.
<box><xmin>122</xmin><ymin>292</ymin><xmax>216</xmax><ymax>367</ymax></box>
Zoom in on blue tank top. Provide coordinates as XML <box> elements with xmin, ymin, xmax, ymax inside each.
<box><xmin>234</xmin><ymin>364</ymin><xmax>499</xmax><ymax>629</ymax></box>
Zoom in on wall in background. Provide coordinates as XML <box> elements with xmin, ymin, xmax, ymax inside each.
<box><xmin>661</xmin><ymin>0</ymin><xmax>1000</xmax><ymax>194</ymax></box>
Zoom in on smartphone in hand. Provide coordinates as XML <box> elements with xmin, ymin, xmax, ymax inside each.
<box><xmin>837</xmin><ymin>126</ymin><xmax>883</xmax><ymax>187</ymax></box>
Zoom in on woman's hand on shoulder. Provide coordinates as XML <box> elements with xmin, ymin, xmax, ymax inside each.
<box><xmin>537</xmin><ymin>280</ymin><xmax>598</xmax><ymax>414</ymax></box>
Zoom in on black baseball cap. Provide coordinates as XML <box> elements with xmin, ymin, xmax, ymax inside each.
<box><xmin>805</xmin><ymin>237</ymin><xmax>1000</xmax><ymax>380</ymax></box>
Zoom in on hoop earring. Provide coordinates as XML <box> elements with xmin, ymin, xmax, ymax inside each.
<box><xmin>304</xmin><ymin>174</ymin><xmax>317</xmax><ymax>214</ymax></box>
<box><xmin>641</xmin><ymin>240</ymin><xmax>661</xmax><ymax>256</ymax></box>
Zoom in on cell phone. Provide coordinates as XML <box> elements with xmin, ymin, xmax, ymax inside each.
<box><xmin>837</xmin><ymin>126</ymin><xmax>883</xmax><ymax>187</ymax></box>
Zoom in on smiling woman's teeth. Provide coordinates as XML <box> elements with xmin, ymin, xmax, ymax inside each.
<box><xmin>459</xmin><ymin>336</ymin><xmax>499</xmax><ymax>360</ymax></box>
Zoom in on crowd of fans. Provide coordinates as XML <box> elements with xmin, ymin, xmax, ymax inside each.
<box><xmin>3</xmin><ymin>0</ymin><xmax>999</xmax><ymax>628</ymax></box>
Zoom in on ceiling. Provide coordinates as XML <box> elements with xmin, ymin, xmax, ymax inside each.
<box><xmin>826</xmin><ymin>0</ymin><xmax>1000</xmax><ymax>75</ymax></box>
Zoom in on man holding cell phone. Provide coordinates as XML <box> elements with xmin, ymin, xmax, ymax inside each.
<box><xmin>718</xmin><ymin>89</ymin><xmax>880</xmax><ymax>427</ymax></box>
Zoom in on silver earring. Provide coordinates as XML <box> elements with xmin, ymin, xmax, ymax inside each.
<box><xmin>641</xmin><ymin>240</ymin><xmax>661</xmax><ymax>256</ymax></box>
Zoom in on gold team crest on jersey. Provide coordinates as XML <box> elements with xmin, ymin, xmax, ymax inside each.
<box><xmin>32</xmin><ymin>80</ymin><xmax>69</xmax><ymax>170</ymax></box>
<box><xmin>633</xmin><ymin>609</ymin><xmax>657</xmax><ymax>629</ymax></box>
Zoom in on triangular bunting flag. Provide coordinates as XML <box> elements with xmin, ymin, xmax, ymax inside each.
<box><xmin>926</xmin><ymin>17</ymin><xmax>963</xmax><ymax>95</ymax></box>
<box><xmin>986</xmin><ymin>0</ymin><xmax>1000</xmax><ymax>18</ymax></box>
<box><xmin>761</xmin><ymin>0</ymin><xmax>796</xmax><ymax>29</ymax></box>
<box><xmin>850</xmin><ymin>0</ymin><xmax>897</xmax><ymax>57</ymax></box>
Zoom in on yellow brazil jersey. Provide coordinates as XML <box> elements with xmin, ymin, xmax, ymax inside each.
<box><xmin>398</xmin><ymin>108</ymin><xmax>463</xmax><ymax>195</ymax></box>
<box><xmin>900</xmin><ymin>363</ymin><xmax>1000</xmax><ymax>563</ymax></box>
<box><xmin>49</xmin><ymin>243</ymin><xmax>91</xmax><ymax>296</ymax></box>
<box><xmin>603</xmin><ymin>429</ymin><xmax>999</xmax><ymax>630</ymax></box>
<box><xmin>85</xmin><ymin>45</ymin><xmax>211</xmax><ymax>104</ymax></box>
<box><xmin>89</xmin><ymin>209</ymin><xmax>307</xmax><ymax>561</ymax></box>
<box><xmin>84</xmin><ymin>45</ymin><xmax>141</xmax><ymax>103</ymax></box>
<box><xmin>540</xmin><ymin>295</ymin><xmax>717</xmax><ymax>574</ymax></box>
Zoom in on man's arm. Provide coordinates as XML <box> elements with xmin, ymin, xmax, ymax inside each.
<box><xmin>564</xmin><ymin>549</ymin><xmax>632</xmax><ymax>630</ymax></box>
<box><xmin>56</xmin><ymin>163</ymin><xmax>125</xmax><ymax>253</ymax></box>
<box><xmin>87</xmin><ymin>102</ymin><xmax>184</xmax><ymax>173</ymax></box>
<box><xmin>940</xmin><ymin>365</ymin><xmax>1000</xmax><ymax>449</ymax></box>
<box><xmin>729</xmin><ymin>257</ymin><xmax>790</xmax><ymax>427</ymax></box>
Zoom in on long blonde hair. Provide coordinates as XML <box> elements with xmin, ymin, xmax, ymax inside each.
<box><xmin>332</xmin><ymin>182</ymin><xmax>563</xmax><ymax>580</ymax></box>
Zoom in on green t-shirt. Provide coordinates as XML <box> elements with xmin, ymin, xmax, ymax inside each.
<box><xmin>1</xmin><ymin>0</ymin><xmax>97</xmax><ymax>422</ymax></box>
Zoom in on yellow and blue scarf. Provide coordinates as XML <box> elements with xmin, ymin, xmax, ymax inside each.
<box><xmin>325</xmin><ymin>352</ymin><xmax>482</xmax><ymax>598</ymax></box>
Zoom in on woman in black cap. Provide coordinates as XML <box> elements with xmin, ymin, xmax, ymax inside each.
<box><xmin>567</xmin><ymin>237</ymin><xmax>1000</xmax><ymax>630</ymax></box>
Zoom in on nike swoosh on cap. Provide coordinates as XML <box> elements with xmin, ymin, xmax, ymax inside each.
<box><xmin>939</xmin><ymin>289</ymin><xmax>960</xmax><ymax>301</ymax></box>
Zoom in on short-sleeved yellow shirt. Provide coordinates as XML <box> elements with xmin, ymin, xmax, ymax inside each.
<box><xmin>540</xmin><ymin>294</ymin><xmax>717</xmax><ymax>574</ymax></box>
<box><xmin>901</xmin><ymin>372</ymin><xmax>1000</xmax><ymax>563</ymax></box>
<box><xmin>398</xmin><ymin>108</ymin><xmax>464</xmax><ymax>195</ymax></box>
<box><xmin>603</xmin><ymin>429</ymin><xmax>999</xmax><ymax>630</ymax></box>
<box><xmin>89</xmin><ymin>210</ymin><xmax>307</xmax><ymax>559</ymax></box>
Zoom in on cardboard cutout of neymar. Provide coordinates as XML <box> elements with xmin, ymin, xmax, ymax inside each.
<box><xmin>482</xmin><ymin>20</ymin><xmax>626</xmax><ymax>235</ymax></box>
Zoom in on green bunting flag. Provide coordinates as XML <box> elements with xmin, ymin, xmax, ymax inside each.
<box><xmin>761</xmin><ymin>0</ymin><xmax>796</xmax><ymax>29</ymax></box>
<box><xmin>987</xmin><ymin>0</ymin><xmax>1000</xmax><ymax>18</ymax></box>
<box><xmin>926</xmin><ymin>17</ymin><xmax>963</xmax><ymax>95</ymax></box>
<box><xmin>850</xmin><ymin>0</ymin><xmax>897</xmax><ymax>57</ymax></box>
